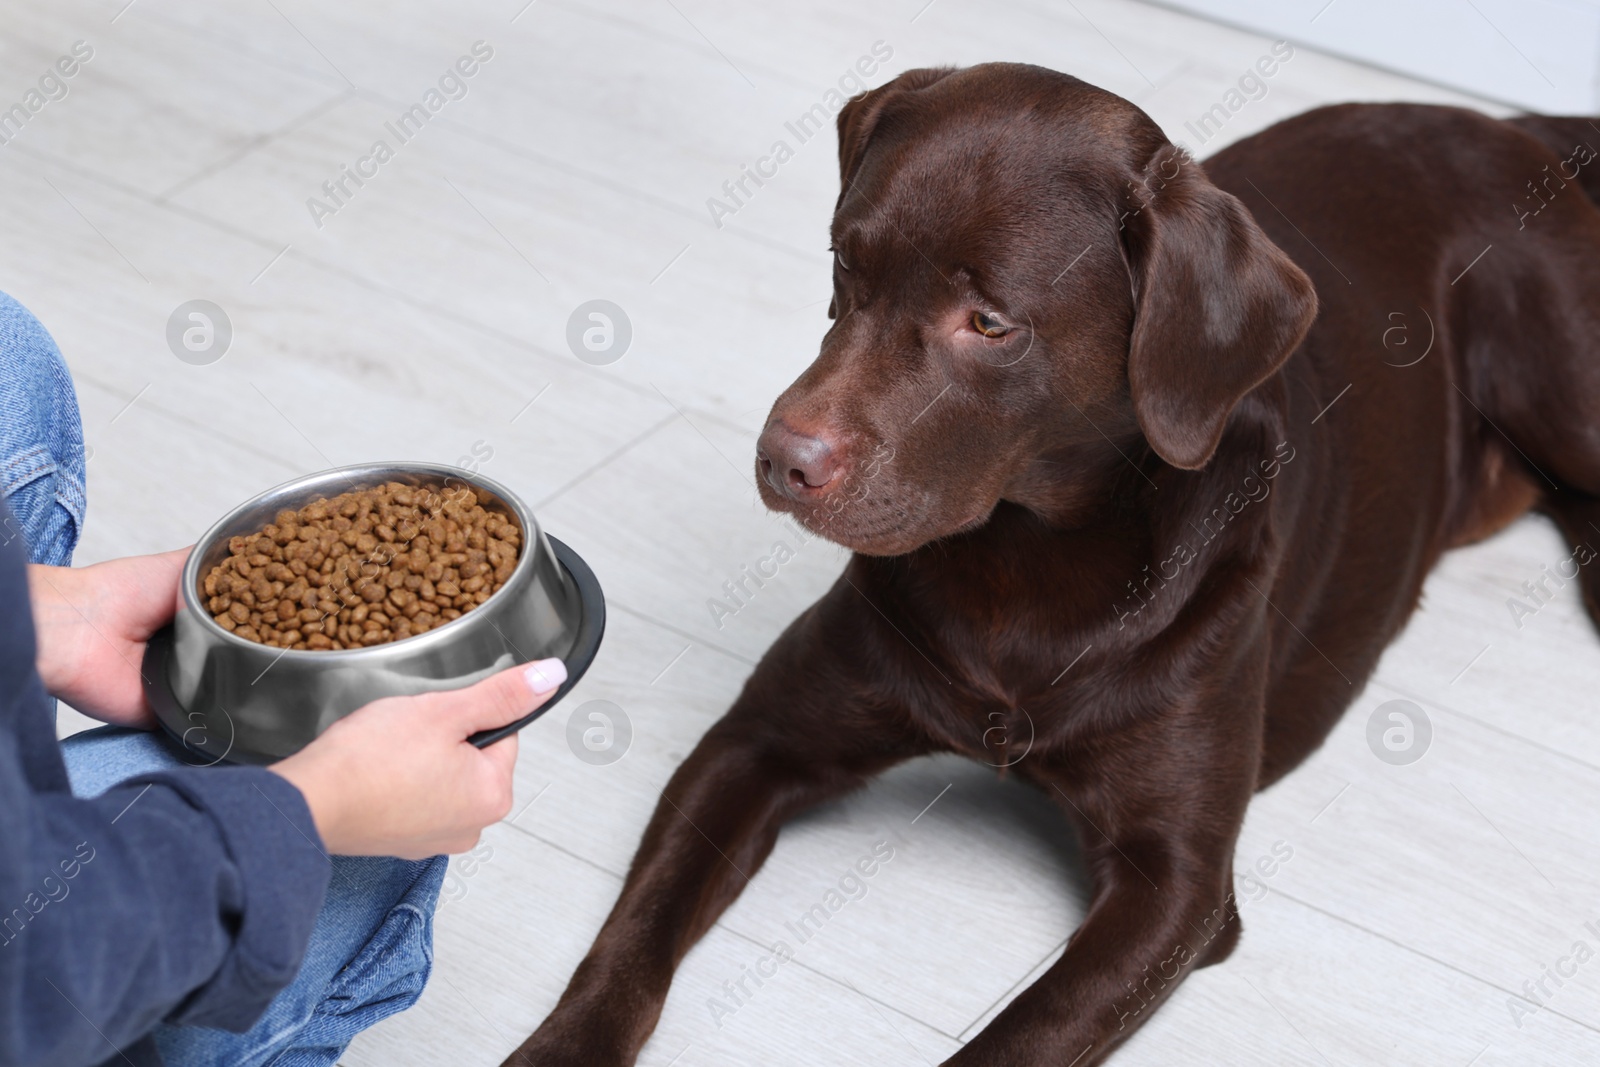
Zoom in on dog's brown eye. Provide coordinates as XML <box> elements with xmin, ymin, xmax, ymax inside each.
<box><xmin>972</xmin><ymin>311</ymin><xmax>1009</xmax><ymax>338</ymax></box>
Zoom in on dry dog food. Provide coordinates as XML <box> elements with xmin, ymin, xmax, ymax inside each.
<box><xmin>201</xmin><ymin>481</ymin><xmax>521</xmax><ymax>649</ymax></box>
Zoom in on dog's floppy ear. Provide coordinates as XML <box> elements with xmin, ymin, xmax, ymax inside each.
<box><xmin>1122</xmin><ymin>145</ymin><xmax>1317</xmax><ymax>469</ymax></box>
<box><xmin>836</xmin><ymin>67</ymin><xmax>955</xmax><ymax>195</ymax></box>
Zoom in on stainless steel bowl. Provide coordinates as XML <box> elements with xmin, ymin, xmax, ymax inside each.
<box><xmin>142</xmin><ymin>462</ymin><xmax>605</xmax><ymax>765</ymax></box>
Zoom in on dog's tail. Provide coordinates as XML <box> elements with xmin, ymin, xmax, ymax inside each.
<box><xmin>1508</xmin><ymin>114</ymin><xmax>1600</xmax><ymax>206</ymax></box>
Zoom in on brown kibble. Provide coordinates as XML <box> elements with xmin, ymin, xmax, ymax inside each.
<box><xmin>203</xmin><ymin>481</ymin><xmax>519</xmax><ymax>649</ymax></box>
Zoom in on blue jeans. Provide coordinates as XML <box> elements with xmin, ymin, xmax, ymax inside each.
<box><xmin>1</xmin><ymin>291</ymin><xmax>448</xmax><ymax>1066</ymax></box>
<box><xmin>0</xmin><ymin>291</ymin><xmax>86</xmax><ymax>565</ymax></box>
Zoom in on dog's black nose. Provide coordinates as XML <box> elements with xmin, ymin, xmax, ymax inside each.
<box><xmin>757</xmin><ymin>422</ymin><xmax>839</xmax><ymax>498</ymax></box>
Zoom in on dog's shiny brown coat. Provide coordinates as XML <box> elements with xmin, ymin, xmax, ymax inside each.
<box><xmin>510</xmin><ymin>65</ymin><xmax>1600</xmax><ymax>1065</ymax></box>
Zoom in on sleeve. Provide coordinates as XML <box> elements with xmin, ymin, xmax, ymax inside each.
<box><xmin>0</xmin><ymin>717</ymin><xmax>331</xmax><ymax>1067</ymax></box>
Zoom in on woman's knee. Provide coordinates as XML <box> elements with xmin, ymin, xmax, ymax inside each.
<box><xmin>0</xmin><ymin>292</ymin><xmax>86</xmax><ymax>565</ymax></box>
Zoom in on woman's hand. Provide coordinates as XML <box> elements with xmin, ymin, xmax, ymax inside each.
<box><xmin>269</xmin><ymin>659</ymin><xmax>566</xmax><ymax>857</ymax></box>
<box><xmin>29</xmin><ymin>546</ymin><xmax>567</xmax><ymax>857</ymax></box>
<box><xmin>28</xmin><ymin>548</ymin><xmax>190</xmax><ymax>728</ymax></box>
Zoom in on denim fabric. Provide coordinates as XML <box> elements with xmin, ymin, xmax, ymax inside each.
<box><xmin>3</xmin><ymin>290</ymin><xmax>446</xmax><ymax>1066</ymax></box>
<box><xmin>0</xmin><ymin>291</ymin><xmax>85</xmax><ymax>565</ymax></box>
<box><xmin>62</xmin><ymin>728</ymin><xmax>448</xmax><ymax>1067</ymax></box>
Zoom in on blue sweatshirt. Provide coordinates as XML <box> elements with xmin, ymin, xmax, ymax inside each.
<box><xmin>0</xmin><ymin>502</ymin><xmax>331</xmax><ymax>1067</ymax></box>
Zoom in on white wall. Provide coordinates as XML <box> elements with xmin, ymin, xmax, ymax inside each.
<box><xmin>1157</xmin><ymin>0</ymin><xmax>1600</xmax><ymax>112</ymax></box>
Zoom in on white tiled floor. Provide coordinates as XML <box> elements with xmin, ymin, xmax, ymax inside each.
<box><xmin>7</xmin><ymin>1</ymin><xmax>1599</xmax><ymax>1064</ymax></box>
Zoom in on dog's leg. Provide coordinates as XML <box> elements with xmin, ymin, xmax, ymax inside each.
<box><xmin>1453</xmin><ymin>148</ymin><xmax>1600</xmax><ymax>633</ymax></box>
<box><xmin>946</xmin><ymin>708</ymin><xmax>1258</xmax><ymax>1067</ymax></box>
<box><xmin>1538</xmin><ymin>490</ymin><xmax>1600</xmax><ymax>633</ymax></box>
<box><xmin>504</xmin><ymin>636</ymin><xmax>928</xmax><ymax>1067</ymax></box>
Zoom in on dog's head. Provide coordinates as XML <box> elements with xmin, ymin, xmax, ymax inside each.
<box><xmin>755</xmin><ymin>63</ymin><xmax>1316</xmax><ymax>555</ymax></box>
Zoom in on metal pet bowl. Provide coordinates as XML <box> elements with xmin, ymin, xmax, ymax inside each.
<box><xmin>142</xmin><ymin>462</ymin><xmax>605</xmax><ymax>766</ymax></box>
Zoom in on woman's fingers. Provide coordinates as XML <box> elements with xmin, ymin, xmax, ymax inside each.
<box><xmin>442</xmin><ymin>658</ymin><xmax>568</xmax><ymax>737</ymax></box>
<box><xmin>270</xmin><ymin>658</ymin><xmax>564</xmax><ymax>856</ymax></box>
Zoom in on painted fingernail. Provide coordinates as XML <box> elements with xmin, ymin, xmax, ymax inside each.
<box><xmin>525</xmin><ymin>658</ymin><xmax>567</xmax><ymax>695</ymax></box>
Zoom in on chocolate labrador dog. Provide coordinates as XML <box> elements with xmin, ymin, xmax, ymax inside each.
<box><xmin>510</xmin><ymin>64</ymin><xmax>1600</xmax><ymax>1065</ymax></box>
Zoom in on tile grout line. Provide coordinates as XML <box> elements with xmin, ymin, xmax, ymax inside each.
<box><xmin>129</xmin><ymin>10</ymin><xmax>828</xmax><ymax>266</ymax></box>
<box><xmin>1268</xmin><ymin>888</ymin><xmax>1600</xmax><ymax>1039</ymax></box>
<box><xmin>488</xmin><ymin>824</ymin><xmax>964</xmax><ymax>1046</ymax></box>
<box><xmin>74</xmin><ymin>371</ymin><xmax>307</xmax><ymax>476</ymax></box>
<box><xmin>1372</xmin><ymin>672</ymin><xmax>1600</xmax><ymax>780</ymax></box>
<box><xmin>955</xmin><ymin>936</ymin><xmax>1069</xmax><ymax>1042</ymax></box>
<box><xmin>719</xmin><ymin>925</ymin><xmax>966</xmax><ymax>1044</ymax></box>
<box><xmin>154</xmin><ymin>87</ymin><xmax>356</xmax><ymax>203</ymax></box>
<box><xmin>12</xmin><ymin>139</ymin><xmax>774</xmax><ymax>439</ymax></box>
<box><xmin>604</xmin><ymin>600</ymin><xmax>759</xmax><ymax>666</ymax></box>
<box><xmin>531</xmin><ymin>412</ymin><xmax>678</xmax><ymax>511</ymax></box>
<box><xmin>494</xmin><ymin>820</ymin><xmax>628</xmax><ymax>882</ymax></box>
